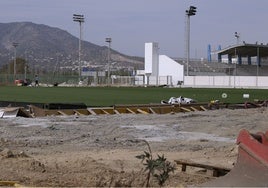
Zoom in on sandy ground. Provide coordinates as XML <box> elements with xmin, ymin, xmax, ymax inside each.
<box><xmin>0</xmin><ymin>107</ymin><xmax>267</xmax><ymax>187</ymax></box>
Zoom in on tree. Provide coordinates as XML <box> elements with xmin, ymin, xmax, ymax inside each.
<box><xmin>0</xmin><ymin>58</ymin><xmax>30</xmax><ymax>75</ymax></box>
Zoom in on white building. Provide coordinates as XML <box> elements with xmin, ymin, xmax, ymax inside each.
<box><xmin>143</xmin><ymin>42</ymin><xmax>184</xmax><ymax>86</ymax></box>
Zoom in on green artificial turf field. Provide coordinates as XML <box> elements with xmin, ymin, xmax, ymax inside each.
<box><xmin>0</xmin><ymin>86</ymin><xmax>267</xmax><ymax>106</ymax></box>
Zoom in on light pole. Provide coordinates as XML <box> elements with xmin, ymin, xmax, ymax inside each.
<box><xmin>73</xmin><ymin>14</ymin><xmax>85</xmax><ymax>82</ymax></box>
<box><xmin>185</xmin><ymin>6</ymin><xmax>197</xmax><ymax>76</ymax></box>
<box><xmin>24</xmin><ymin>52</ymin><xmax>26</xmax><ymax>80</ymax></box>
<box><xmin>234</xmin><ymin>32</ymin><xmax>240</xmax><ymax>87</ymax></box>
<box><xmin>257</xmin><ymin>46</ymin><xmax>259</xmax><ymax>87</ymax></box>
<box><xmin>12</xmin><ymin>42</ymin><xmax>19</xmax><ymax>80</ymax></box>
<box><xmin>105</xmin><ymin>37</ymin><xmax>112</xmax><ymax>85</ymax></box>
<box><xmin>235</xmin><ymin>32</ymin><xmax>240</xmax><ymax>44</ymax></box>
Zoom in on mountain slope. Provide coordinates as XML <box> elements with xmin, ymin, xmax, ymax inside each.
<box><xmin>0</xmin><ymin>22</ymin><xmax>144</xmax><ymax>72</ymax></box>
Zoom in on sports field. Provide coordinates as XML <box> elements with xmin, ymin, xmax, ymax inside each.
<box><xmin>0</xmin><ymin>86</ymin><xmax>267</xmax><ymax>106</ymax></box>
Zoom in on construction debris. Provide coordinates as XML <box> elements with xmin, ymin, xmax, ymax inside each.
<box><xmin>161</xmin><ymin>96</ymin><xmax>196</xmax><ymax>105</ymax></box>
<box><xmin>0</xmin><ymin>181</ymin><xmax>21</xmax><ymax>187</ymax></box>
<box><xmin>0</xmin><ymin>107</ymin><xmax>32</xmax><ymax>118</ymax></box>
<box><xmin>0</xmin><ymin>100</ymin><xmax>267</xmax><ymax>118</ymax></box>
<box><xmin>175</xmin><ymin>159</ymin><xmax>231</xmax><ymax>177</ymax></box>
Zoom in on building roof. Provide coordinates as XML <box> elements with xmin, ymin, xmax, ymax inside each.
<box><xmin>213</xmin><ymin>43</ymin><xmax>268</xmax><ymax>57</ymax></box>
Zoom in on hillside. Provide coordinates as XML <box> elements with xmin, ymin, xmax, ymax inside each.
<box><xmin>0</xmin><ymin>22</ymin><xmax>144</xmax><ymax>73</ymax></box>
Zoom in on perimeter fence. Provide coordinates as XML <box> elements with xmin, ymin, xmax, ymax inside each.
<box><xmin>0</xmin><ymin>74</ymin><xmax>78</xmax><ymax>86</ymax></box>
<box><xmin>0</xmin><ymin>74</ymin><xmax>173</xmax><ymax>87</ymax></box>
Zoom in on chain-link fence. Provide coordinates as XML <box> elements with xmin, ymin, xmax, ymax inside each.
<box><xmin>0</xmin><ymin>74</ymin><xmax>173</xmax><ymax>87</ymax></box>
<box><xmin>0</xmin><ymin>74</ymin><xmax>79</xmax><ymax>86</ymax></box>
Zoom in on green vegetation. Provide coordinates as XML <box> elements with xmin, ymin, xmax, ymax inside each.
<box><xmin>0</xmin><ymin>58</ymin><xmax>30</xmax><ymax>75</ymax></box>
<box><xmin>0</xmin><ymin>86</ymin><xmax>267</xmax><ymax>106</ymax></box>
<box><xmin>136</xmin><ymin>140</ymin><xmax>175</xmax><ymax>187</ymax></box>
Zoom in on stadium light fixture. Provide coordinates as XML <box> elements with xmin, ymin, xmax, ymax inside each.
<box><xmin>185</xmin><ymin>6</ymin><xmax>197</xmax><ymax>76</ymax></box>
<box><xmin>186</xmin><ymin>6</ymin><xmax>197</xmax><ymax>16</ymax></box>
<box><xmin>73</xmin><ymin>14</ymin><xmax>85</xmax><ymax>82</ymax></box>
<box><xmin>235</xmin><ymin>32</ymin><xmax>240</xmax><ymax>45</ymax></box>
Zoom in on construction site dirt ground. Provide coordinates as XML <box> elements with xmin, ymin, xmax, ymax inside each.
<box><xmin>0</xmin><ymin>107</ymin><xmax>267</xmax><ymax>187</ymax></box>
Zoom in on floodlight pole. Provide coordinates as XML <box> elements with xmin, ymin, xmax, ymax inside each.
<box><xmin>235</xmin><ymin>32</ymin><xmax>240</xmax><ymax>44</ymax></box>
<box><xmin>12</xmin><ymin>42</ymin><xmax>19</xmax><ymax>81</ymax></box>
<box><xmin>105</xmin><ymin>37</ymin><xmax>112</xmax><ymax>86</ymax></box>
<box><xmin>185</xmin><ymin>6</ymin><xmax>197</xmax><ymax>76</ymax></box>
<box><xmin>24</xmin><ymin>51</ymin><xmax>27</xmax><ymax>80</ymax></box>
<box><xmin>234</xmin><ymin>32</ymin><xmax>240</xmax><ymax>88</ymax></box>
<box><xmin>257</xmin><ymin>46</ymin><xmax>259</xmax><ymax>87</ymax></box>
<box><xmin>73</xmin><ymin>14</ymin><xmax>85</xmax><ymax>82</ymax></box>
<box><xmin>186</xmin><ymin>15</ymin><xmax>190</xmax><ymax>77</ymax></box>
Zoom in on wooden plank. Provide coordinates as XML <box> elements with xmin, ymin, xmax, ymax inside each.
<box><xmin>180</xmin><ymin>107</ymin><xmax>192</xmax><ymax>112</ymax></box>
<box><xmin>87</xmin><ymin>109</ymin><xmax>97</xmax><ymax>115</ymax></box>
<box><xmin>113</xmin><ymin>109</ymin><xmax>121</xmax><ymax>114</ymax></box>
<box><xmin>149</xmin><ymin>107</ymin><xmax>157</xmax><ymax>114</ymax></box>
<box><xmin>190</xmin><ymin>107</ymin><xmax>199</xmax><ymax>111</ymax></box>
<box><xmin>101</xmin><ymin>109</ymin><xmax>110</xmax><ymax>115</ymax></box>
<box><xmin>57</xmin><ymin>110</ymin><xmax>68</xmax><ymax>116</ymax></box>
<box><xmin>126</xmin><ymin>108</ymin><xmax>136</xmax><ymax>114</ymax></box>
<box><xmin>0</xmin><ymin>181</ymin><xmax>20</xmax><ymax>186</ymax></box>
<box><xmin>175</xmin><ymin>159</ymin><xmax>231</xmax><ymax>177</ymax></box>
<box><xmin>200</xmin><ymin>105</ymin><xmax>208</xmax><ymax>111</ymax></box>
<box><xmin>74</xmin><ymin>109</ymin><xmax>91</xmax><ymax>115</ymax></box>
<box><xmin>137</xmin><ymin>108</ymin><xmax>149</xmax><ymax>114</ymax></box>
<box><xmin>73</xmin><ymin>110</ymin><xmax>83</xmax><ymax>116</ymax></box>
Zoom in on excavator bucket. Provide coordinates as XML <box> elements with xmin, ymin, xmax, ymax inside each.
<box><xmin>202</xmin><ymin>129</ymin><xmax>268</xmax><ymax>187</ymax></box>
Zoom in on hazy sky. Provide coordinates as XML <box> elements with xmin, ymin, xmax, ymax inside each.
<box><xmin>1</xmin><ymin>0</ymin><xmax>268</xmax><ymax>59</ymax></box>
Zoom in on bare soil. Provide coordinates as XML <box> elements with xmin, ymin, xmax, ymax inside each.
<box><xmin>0</xmin><ymin>107</ymin><xmax>267</xmax><ymax>187</ymax></box>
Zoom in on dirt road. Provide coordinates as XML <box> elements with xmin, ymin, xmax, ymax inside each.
<box><xmin>0</xmin><ymin>107</ymin><xmax>267</xmax><ymax>187</ymax></box>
